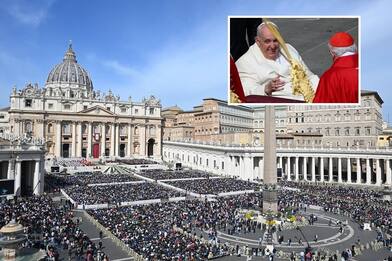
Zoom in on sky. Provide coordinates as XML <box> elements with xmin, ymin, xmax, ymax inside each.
<box><xmin>0</xmin><ymin>0</ymin><xmax>392</xmax><ymax>121</ymax></box>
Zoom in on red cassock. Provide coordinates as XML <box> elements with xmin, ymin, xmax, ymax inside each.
<box><xmin>313</xmin><ymin>54</ymin><xmax>358</xmax><ymax>103</ymax></box>
<box><xmin>230</xmin><ymin>56</ymin><xmax>246</xmax><ymax>102</ymax></box>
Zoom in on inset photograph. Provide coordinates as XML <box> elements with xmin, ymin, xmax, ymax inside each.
<box><xmin>229</xmin><ymin>16</ymin><xmax>359</xmax><ymax>105</ymax></box>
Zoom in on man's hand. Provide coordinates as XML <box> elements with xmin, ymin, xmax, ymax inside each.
<box><xmin>265</xmin><ymin>76</ymin><xmax>285</xmax><ymax>96</ymax></box>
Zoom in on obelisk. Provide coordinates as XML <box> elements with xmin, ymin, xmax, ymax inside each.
<box><xmin>263</xmin><ymin>106</ymin><xmax>278</xmax><ymax>212</ymax></box>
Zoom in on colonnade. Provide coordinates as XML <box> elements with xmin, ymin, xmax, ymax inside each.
<box><xmin>163</xmin><ymin>141</ymin><xmax>392</xmax><ymax>187</ymax></box>
<box><xmin>52</xmin><ymin>121</ymin><xmax>160</xmax><ymax>158</ymax></box>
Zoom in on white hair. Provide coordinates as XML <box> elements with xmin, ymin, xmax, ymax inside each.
<box><xmin>328</xmin><ymin>43</ymin><xmax>357</xmax><ymax>57</ymax></box>
<box><xmin>256</xmin><ymin>21</ymin><xmax>279</xmax><ymax>37</ymax></box>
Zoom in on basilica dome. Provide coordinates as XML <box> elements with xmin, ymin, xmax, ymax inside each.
<box><xmin>46</xmin><ymin>44</ymin><xmax>93</xmax><ymax>92</ymax></box>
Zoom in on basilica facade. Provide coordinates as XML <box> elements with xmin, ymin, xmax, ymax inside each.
<box><xmin>8</xmin><ymin>45</ymin><xmax>162</xmax><ymax>159</ymax></box>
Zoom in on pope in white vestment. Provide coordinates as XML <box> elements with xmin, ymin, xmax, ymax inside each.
<box><xmin>236</xmin><ymin>40</ymin><xmax>319</xmax><ymax>101</ymax></box>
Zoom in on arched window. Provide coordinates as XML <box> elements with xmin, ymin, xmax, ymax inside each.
<box><xmin>47</xmin><ymin>123</ymin><xmax>53</xmax><ymax>133</ymax></box>
<box><xmin>134</xmin><ymin>126</ymin><xmax>139</xmax><ymax>135</ymax></box>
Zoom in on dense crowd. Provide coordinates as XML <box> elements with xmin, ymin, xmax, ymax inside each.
<box><xmin>64</xmin><ymin>182</ymin><xmax>185</xmax><ymax>205</ymax></box>
<box><xmin>56</xmin><ymin>158</ymin><xmax>91</xmax><ymax>167</ymax></box>
<box><xmin>164</xmin><ymin>178</ymin><xmax>262</xmax><ymax>194</ymax></box>
<box><xmin>44</xmin><ymin>172</ymin><xmax>142</xmax><ymax>192</ymax></box>
<box><xmin>117</xmin><ymin>158</ymin><xmax>158</xmax><ymax>165</ymax></box>
<box><xmin>278</xmin><ymin>181</ymin><xmax>392</xmax><ymax>233</ymax></box>
<box><xmin>139</xmin><ymin>169</ymin><xmax>215</xmax><ymax>180</ymax></box>
<box><xmin>88</xmin><ymin>193</ymin><xmax>263</xmax><ymax>260</ymax></box>
<box><xmin>38</xmin><ymin>165</ymin><xmax>392</xmax><ymax>259</ymax></box>
<box><xmin>0</xmin><ymin>195</ymin><xmax>108</xmax><ymax>260</ymax></box>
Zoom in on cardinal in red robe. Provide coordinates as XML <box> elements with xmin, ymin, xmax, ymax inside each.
<box><xmin>313</xmin><ymin>32</ymin><xmax>359</xmax><ymax>103</ymax></box>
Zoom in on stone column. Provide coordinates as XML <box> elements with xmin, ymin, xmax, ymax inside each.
<box><xmin>224</xmin><ymin>155</ymin><xmax>232</xmax><ymax>175</ymax></box>
<box><xmin>279</xmin><ymin>156</ymin><xmax>283</xmax><ymax>169</ymax></box>
<box><xmin>56</xmin><ymin>121</ymin><xmax>61</xmax><ymax>157</ymax></box>
<box><xmin>303</xmin><ymin>157</ymin><xmax>308</xmax><ymax>181</ymax></box>
<box><xmin>14</xmin><ymin>160</ymin><xmax>21</xmax><ymax>196</ymax></box>
<box><xmin>72</xmin><ymin>122</ymin><xmax>76</xmax><ymax>157</ymax></box>
<box><xmin>110</xmin><ymin>124</ymin><xmax>115</xmax><ymax>157</ymax></box>
<box><xmin>156</xmin><ymin>124</ymin><xmax>162</xmax><ymax>157</ymax></box>
<box><xmin>87</xmin><ymin>122</ymin><xmax>92</xmax><ymax>158</ymax></box>
<box><xmin>39</xmin><ymin>156</ymin><xmax>45</xmax><ymax>194</ymax></box>
<box><xmin>338</xmin><ymin>158</ymin><xmax>342</xmax><ymax>183</ymax></box>
<box><xmin>127</xmin><ymin>124</ymin><xmax>132</xmax><ymax>157</ymax></box>
<box><xmin>246</xmin><ymin>156</ymin><xmax>252</xmax><ymax>180</ymax></box>
<box><xmin>227</xmin><ymin>156</ymin><xmax>232</xmax><ymax>177</ymax></box>
<box><xmin>7</xmin><ymin>159</ymin><xmax>14</xmax><ymax>179</ymax></box>
<box><xmin>356</xmin><ymin>158</ymin><xmax>361</xmax><ymax>184</ymax></box>
<box><xmin>347</xmin><ymin>158</ymin><xmax>352</xmax><ymax>184</ymax></box>
<box><xmin>376</xmin><ymin>159</ymin><xmax>382</xmax><ymax>186</ymax></box>
<box><xmin>140</xmin><ymin>125</ymin><xmax>146</xmax><ymax>157</ymax></box>
<box><xmin>329</xmin><ymin>157</ymin><xmax>333</xmax><ymax>182</ymax></box>
<box><xmin>287</xmin><ymin>156</ymin><xmax>291</xmax><ymax>181</ymax></box>
<box><xmin>101</xmin><ymin>123</ymin><xmax>106</xmax><ymax>157</ymax></box>
<box><xmin>320</xmin><ymin>157</ymin><xmax>325</xmax><ymax>182</ymax></box>
<box><xmin>77</xmin><ymin>122</ymin><xmax>82</xmax><ymax>158</ymax></box>
<box><xmin>386</xmin><ymin>159</ymin><xmax>392</xmax><ymax>186</ymax></box>
<box><xmin>259</xmin><ymin>157</ymin><xmax>264</xmax><ymax>180</ymax></box>
<box><xmin>366</xmin><ymin>158</ymin><xmax>372</xmax><ymax>185</ymax></box>
<box><xmin>311</xmin><ymin>157</ymin><xmax>316</xmax><ymax>182</ymax></box>
<box><xmin>239</xmin><ymin>156</ymin><xmax>244</xmax><ymax>179</ymax></box>
<box><xmin>295</xmin><ymin>157</ymin><xmax>299</xmax><ymax>181</ymax></box>
<box><xmin>36</xmin><ymin>119</ymin><xmax>44</xmax><ymax>138</ymax></box>
<box><xmin>33</xmin><ymin>160</ymin><xmax>40</xmax><ymax>195</ymax></box>
<box><xmin>115</xmin><ymin>124</ymin><xmax>119</xmax><ymax>157</ymax></box>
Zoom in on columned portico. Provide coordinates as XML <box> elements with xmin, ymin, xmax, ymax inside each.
<box><xmin>162</xmin><ymin>141</ymin><xmax>392</xmax><ymax>187</ymax></box>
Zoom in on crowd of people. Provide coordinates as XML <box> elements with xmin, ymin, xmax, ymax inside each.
<box><xmin>37</xmin><ymin>162</ymin><xmax>392</xmax><ymax>260</ymax></box>
<box><xmin>56</xmin><ymin>158</ymin><xmax>91</xmax><ymax>167</ymax></box>
<box><xmin>139</xmin><ymin>169</ymin><xmax>215</xmax><ymax>180</ymax></box>
<box><xmin>278</xmin><ymin>181</ymin><xmax>392</xmax><ymax>234</ymax></box>
<box><xmin>64</xmin><ymin>182</ymin><xmax>185</xmax><ymax>205</ymax></box>
<box><xmin>117</xmin><ymin>158</ymin><xmax>158</xmax><ymax>165</ymax></box>
<box><xmin>44</xmin><ymin>172</ymin><xmax>142</xmax><ymax>192</ymax></box>
<box><xmin>88</xmin><ymin>194</ymin><xmax>263</xmax><ymax>260</ymax></box>
<box><xmin>0</xmin><ymin>195</ymin><xmax>108</xmax><ymax>260</ymax></box>
<box><xmin>164</xmin><ymin>178</ymin><xmax>262</xmax><ymax>195</ymax></box>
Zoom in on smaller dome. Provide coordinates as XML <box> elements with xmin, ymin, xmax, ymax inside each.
<box><xmin>46</xmin><ymin>44</ymin><xmax>93</xmax><ymax>92</ymax></box>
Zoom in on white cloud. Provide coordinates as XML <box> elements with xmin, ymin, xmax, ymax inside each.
<box><xmin>92</xmin><ymin>18</ymin><xmax>227</xmax><ymax>109</ymax></box>
<box><xmin>101</xmin><ymin>60</ymin><xmax>140</xmax><ymax>78</ymax></box>
<box><xmin>0</xmin><ymin>0</ymin><xmax>55</xmax><ymax>27</ymax></box>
